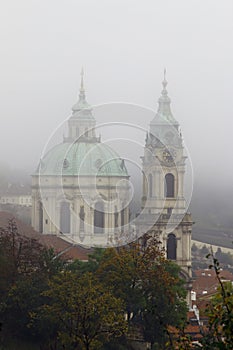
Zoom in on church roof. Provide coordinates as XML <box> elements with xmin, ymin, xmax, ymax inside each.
<box><xmin>37</xmin><ymin>141</ymin><xmax>128</xmax><ymax>177</ymax></box>
<box><xmin>35</xmin><ymin>70</ymin><xmax>128</xmax><ymax>178</ymax></box>
<box><xmin>0</xmin><ymin>211</ymin><xmax>91</xmax><ymax>261</ymax></box>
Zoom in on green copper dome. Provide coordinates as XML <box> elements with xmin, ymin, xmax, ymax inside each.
<box><xmin>37</xmin><ymin>141</ymin><xmax>128</xmax><ymax>177</ymax></box>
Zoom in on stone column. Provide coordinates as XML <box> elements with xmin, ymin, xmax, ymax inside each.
<box><xmin>177</xmin><ymin>168</ymin><xmax>185</xmax><ymax>198</ymax></box>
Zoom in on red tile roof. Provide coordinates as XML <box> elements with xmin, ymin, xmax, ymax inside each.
<box><xmin>0</xmin><ymin>211</ymin><xmax>91</xmax><ymax>261</ymax></box>
<box><xmin>194</xmin><ymin>269</ymin><xmax>233</xmax><ymax>280</ymax></box>
<box><xmin>192</xmin><ymin>269</ymin><xmax>233</xmax><ymax>299</ymax></box>
<box><xmin>168</xmin><ymin>323</ymin><xmax>204</xmax><ymax>342</ymax></box>
<box><xmin>187</xmin><ymin>311</ymin><xmax>196</xmax><ymax>319</ymax></box>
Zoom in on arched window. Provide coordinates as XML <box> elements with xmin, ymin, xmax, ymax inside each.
<box><xmin>165</xmin><ymin>173</ymin><xmax>175</xmax><ymax>198</ymax></box>
<box><xmin>114</xmin><ymin>206</ymin><xmax>118</xmax><ymax>228</ymax></box>
<box><xmin>39</xmin><ymin>202</ymin><xmax>43</xmax><ymax>233</ymax></box>
<box><xmin>167</xmin><ymin>234</ymin><xmax>176</xmax><ymax>260</ymax></box>
<box><xmin>60</xmin><ymin>201</ymin><xmax>70</xmax><ymax>233</ymax></box>
<box><xmin>94</xmin><ymin>201</ymin><xmax>104</xmax><ymax>233</ymax></box>
<box><xmin>79</xmin><ymin>206</ymin><xmax>85</xmax><ymax>232</ymax></box>
<box><xmin>148</xmin><ymin>173</ymin><xmax>153</xmax><ymax>197</ymax></box>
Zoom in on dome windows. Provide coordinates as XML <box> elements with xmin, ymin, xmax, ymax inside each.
<box><xmin>63</xmin><ymin>158</ymin><xmax>69</xmax><ymax>169</ymax></box>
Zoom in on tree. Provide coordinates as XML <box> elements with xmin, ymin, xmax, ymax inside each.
<box><xmin>33</xmin><ymin>271</ymin><xmax>127</xmax><ymax>350</ymax></box>
<box><xmin>201</xmin><ymin>250</ymin><xmax>233</xmax><ymax>349</ymax></box>
<box><xmin>0</xmin><ymin>219</ymin><xmax>42</xmax><ymax>291</ymax></box>
<box><xmin>141</xmin><ymin>257</ymin><xmax>187</xmax><ymax>348</ymax></box>
<box><xmin>97</xmin><ymin>243</ymin><xmax>146</xmax><ymax>320</ymax></box>
<box><xmin>0</xmin><ymin>220</ymin><xmax>66</xmax><ymax>347</ymax></box>
<box><xmin>0</xmin><ymin>219</ymin><xmax>43</xmax><ymax>341</ymax></box>
<box><xmin>96</xmin><ymin>238</ymin><xmax>187</xmax><ymax>348</ymax></box>
<box><xmin>0</xmin><ymin>221</ymin><xmax>187</xmax><ymax>349</ymax></box>
<box><xmin>68</xmin><ymin>248</ymin><xmax>105</xmax><ymax>274</ymax></box>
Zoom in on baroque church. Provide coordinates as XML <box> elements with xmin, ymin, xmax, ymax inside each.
<box><xmin>31</xmin><ymin>71</ymin><xmax>192</xmax><ymax>285</ymax></box>
<box><xmin>31</xmin><ymin>71</ymin><xmax>131</xmax><ymax>247</ymax></box>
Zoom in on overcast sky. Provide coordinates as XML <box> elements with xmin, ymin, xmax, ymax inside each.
<box><xmin>0</xmin><ymin>0</ymin><xmax>233</xmax><ymax>189</ymax></box>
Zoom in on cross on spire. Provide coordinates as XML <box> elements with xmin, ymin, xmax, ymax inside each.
<box><xmin>71</xmin><ymin>68</ymin><xmax>92</xmax><ymax>113</ymax></box>
<box><xmin>162</xmin><ymin>68</ymin><xmax>168</xmax><ymax>91</ymax></box>
<box><xmin>80</xmin><ymin>67</ymin><xmax>84</xmax><ymax>92</ymax></box>
<box><xmin>163</xmin><ymin>68</ymin><xmax>167</xmax><ymax>81</ymax></box>
<box><xmin>156</xmin><ymin>69</ymin><xmax>175</xmax><ymax>122</ymax></box>
<box><xmin>76</xmin><ymin>67</ymin><xmax>88</xmax><ymax>107</ymax></box>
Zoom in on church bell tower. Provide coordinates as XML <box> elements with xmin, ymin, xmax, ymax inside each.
<box><xmin>138</xmin><ymin>71</ymin><xmax>193</xmax><ymax>289</ymax></box>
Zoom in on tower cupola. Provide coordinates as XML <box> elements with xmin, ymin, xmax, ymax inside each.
<box><xmin>67</xmin><ymin>69</ymin><xmax>98</xmax><ymax>142</ymax></box>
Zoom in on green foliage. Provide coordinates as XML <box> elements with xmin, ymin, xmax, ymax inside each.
<box><xmin>33</xmin><ymin>271</ymin><xmax>127</xmax><ymax>350</ymax></box>
<box><xmin>201</xmin><ymin>250</ymin><xmax>233</xmax><ymax>349</ymax></box>
<box><xmin>68</xmin><ymin>248</ymin><xmax>105</xmax><ymax>273</ymax></box>
<box><xmin>96</xmin><ymin>238</ymin><xmax>188</xmax><ymax>348</ymax></box>
<box><xmin>0</xmin><ymin>221</ymin><xmax>188</xmax><ymax>349</ymax></box>
<box><xmin>0</xmin><ymin>220</ymin><xmax>65</xmax><ymax>347</ymax></box>
<box><xmin>142</xmin><ymin>260</ymin><xmax>187</xmax><ymax>347</ymax></box>
<box><xmin>0</xmin><ymin>219</ymin><xmax>42</xmax><ymax>291</ymax></box>
<box><xmin>97</xmin><ymin>244</ymin><xmax>146</xmax><ymax>317</ymax></box>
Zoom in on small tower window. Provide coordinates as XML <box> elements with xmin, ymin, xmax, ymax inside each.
<box><xmin>79</xmin><ymin>206</ymin><xmax>85</xmax><ymax>232</ymax></box>
<box><xmin>167</xmin><ymin>233</ymin><xmax>176</xmax><ymax>260</ymax></box>
<box><xmin>148</xmin><ymin>173</ymin><xmax>153</xmax><ymax>197</ymax></box>
<box><xmin>165</xmin><ymin>173</ymin><xmax>175</xmax><ymax>198</ymax></box>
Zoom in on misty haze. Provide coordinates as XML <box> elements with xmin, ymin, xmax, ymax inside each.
<box><xmin>1</xmin><ymin>1</ymin><xmax>233</xmax><ymax>349</ymax></box>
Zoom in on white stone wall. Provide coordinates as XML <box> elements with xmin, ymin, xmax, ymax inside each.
<box><xmin>31</xmin><ymin>174</ymin><xmax>130</xmax><ymax>246</ymax></box>
<box><xmin>0</xmin><ymin>195</ymin><xmax>32</xmax><ymax>207</ymax></box>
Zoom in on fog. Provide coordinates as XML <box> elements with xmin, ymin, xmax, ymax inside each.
<box><xmin>0</xmin><ymin>0</ymin><xmax>233</xmax><ymax>194</ymax></box>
